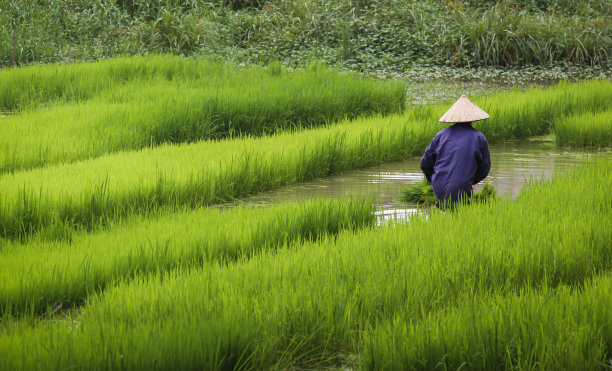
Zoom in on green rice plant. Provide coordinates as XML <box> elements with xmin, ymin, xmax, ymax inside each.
<box><xmin>399</xmin><ymin>179</ymin><xmax>498</xmax><ymax>205</ymax></box>
<box><xmin>361</xmin><ymin>274</ymin><xmax>612</xmax><ymax>370</ymax></box>
<box><xmin>391</xmin><ymin>79</ymin><xmax>612</xmax><ymax>143</ymax></box>
<box><xmin>0</xmin><ymin>55</ymin><xmax>213</xmax><ymax>111</ymax></box>
<box><xmin>472</xmin><ymin>79</ymin><xmax>612</xmax><ymax>142</ymax></box>
<box><xmin>398</xmin><ymin>179</ymin><xmax>438</xmax><ymax>205</ymax></box>
<box><xmin>0</xmin><ymin>112</ymin><xmax>438</xmax><ymax>240</ymax></box>
<box><xmin>1</xmin><ymin>79</ymin><xmax>610</xmax><ymax>240</ymax></box>
<box><xmin>471</xmin><ymin>183</ymin><xmax>498</xmax><ymax>202</ymax></box>
<box><xmin>555</xmin><ymin>109</ymin><xmax>612</xmax><ymax>147</ymax></box>
<box><xmin>0</xmin><ymin>160</ymin><xmax>609</xmax><ymax>370</ymax></box>
<box><xmin>0</xmin><ymin>198</ymin><xmax>374</xmax><ymax>316</ymax></box>
<box><xmin>0</xmin><ymin>55</ymin><xmax>405</xmax><ymax>173</ymax></box>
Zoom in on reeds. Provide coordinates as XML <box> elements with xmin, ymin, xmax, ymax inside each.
<box><xmin>0</xmin><ymin>159</ymin><xmax>609</xmax><ymax>370</ymax></box>
<box><xmin>2</xmin><ymin>0</ymin><xmax>610</xmax><ymax>69</ymax></box>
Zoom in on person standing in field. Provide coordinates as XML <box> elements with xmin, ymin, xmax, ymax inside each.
<box><xmin>420</xmin><ymin>95</ymin><xmax>491</xmax><ymax>206</ymax></box>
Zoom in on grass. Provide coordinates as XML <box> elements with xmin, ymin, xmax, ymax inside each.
<box><xmin>0</xmin><ymin>56</ymin><xmax>405</xmax><ymax>174</ymax></box>
<box><xmin>0</xmin><ymin>159</ymin><xmax>609</xmax><ymax>370</ymax></box>
<box><xmin>459</xmin><ymin>79</ymin><xmax>612</xmax><ymax>143</ymax></box>
<box><xmin>0</xmin><ymin>79</ymin><xmax>610</xmax><ymax>240</ymax></box>
<box><xmin>555</xmin><ymin>109</ymin><xmax>612</xmax><ymax>147</ymax></box>
<box><xmin>1</xmin><ymin>0</ymin><xmax>610</xmax><ymax>70</ymax></box>
<box><xmin>0</xmin><ymin>106</ymin><xmax>433</xmax><ymax>240</ymax></box>
<box><xmin>0</xmin><ymin>198</ymin><xmax>374</xmax><ymax>317</ymax></box>
<box><xmin>0</xmin><ymin>55</ymin><xmax>210</xmax><ymax>112</ymax></box>
<box><xmin>362</xmin><ymin>274</ymin><xmax>612</xmax><ymax>370</ymax></box>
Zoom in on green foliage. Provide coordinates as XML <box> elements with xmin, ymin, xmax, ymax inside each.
<box><xmin>0</xmin><ymin>198</ymin><xmax>374</xmax><ymax>316</ymax></box>
<box><xmin>555</xmin><ymin>109</ymin><xmax>612</xmax><ymax>147</ymax></box>
<box><xmin>0</xmin><ymin>159</ymin><xmax>610</xmax><ymax>370</ymax></box>
<box><xmin>0</xmin><ymin>79</ymin><xmax>609</xmax><ymax>240</ymax></box>
<box><xmin>362</xmin><ymin>274</ymin><xmax>612</xmax><ymax>370</ymax></box>
<box><xmin>400</xmin><ymin>179</ymin><xmax>499</xmax><ymax>205</ymax></box>
<box><xmin>221</xmin><ymin>0</ymin><xmax>266</xmax><ymax>11</ymax></box>
<box><xmin>0</xmin><ymin>0</ymin><xmax>610</xmax><ymax>69</ymax></box>
<box><xmin>0</xmin><ymin>55</ymin><xmax>405</xmax><ymax>174</ymax></box>
<box><xmin>472</xmin><ymin>183</ymin><xmax>498</xmax><ymax>202</ymax></box>
<box><xmin>399</xmin><ymin>179</ymin><xmax>438</xmax><ymax>205</ymax></box>
<box><xmin>0</xmin><ymin>55</ymin><xmax>207</xmax><ymax>111</ymax></box>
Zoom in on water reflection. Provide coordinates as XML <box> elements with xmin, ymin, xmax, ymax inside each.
<box><xmin>241</xmin><ymin>139</ymin><xmax>610</xmax><ymax>224</ymax></box>
<box><xmin>374</xmin><ymin>207</ymin><xmax>421</xmax><ymax>225</ymax></box>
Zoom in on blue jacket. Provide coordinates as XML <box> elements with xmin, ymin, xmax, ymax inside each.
<box><xmin>420</xmin><ymin>123</ymin><xmax>491</xmax><ymax>203</ymax></box>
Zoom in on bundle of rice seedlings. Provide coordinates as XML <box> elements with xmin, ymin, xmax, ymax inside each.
<box><xmin>400</xmin><ymin>180</ymin><xmax>497</xmax><ymax>205</ymax></box>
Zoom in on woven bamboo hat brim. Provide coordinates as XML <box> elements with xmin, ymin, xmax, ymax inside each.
<box><xmin>439</xmin><ymin>95</ymin><xmax>490</xmax><ymax>123</ymax></box>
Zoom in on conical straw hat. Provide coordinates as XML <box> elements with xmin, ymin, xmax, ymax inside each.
<box><xmin>438</xmin><ymin>95</ymin><xmax>490</xmax><ymax>123</ymax></box>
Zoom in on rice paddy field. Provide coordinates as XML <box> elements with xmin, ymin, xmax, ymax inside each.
<box><xmin>1</xmin><ymin>56</ymin><xmax>611</xmax><ymax>370</ymax></box>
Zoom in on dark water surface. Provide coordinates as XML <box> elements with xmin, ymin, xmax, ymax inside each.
<box><xmin>241</xmin><ymin>139</ymin><xmax>610</xmax><ymax>223</ymax></box>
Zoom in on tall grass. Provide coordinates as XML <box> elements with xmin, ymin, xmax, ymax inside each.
<box><xmin>0</xmin><ymin>160</ymin><xmax>610</xmax><ymax>370</ymax></box>
<box><xmin>1</xmin><ymin>0</ymin><xmax>610</xmax><ymax>69</ymax></box>
<box><xmin>475</xmin><ymin>80</ymin><xmax>612</xmax><ymax>142</ymax></box>
<box><xmin>1</xmin><ymin>79</ymin><xmax>610</xmax><ymax>240</ymax></box>
<box><xmin>0</xmin><ymin>109</ymin><xmax>434</xmax><ymax>240</ymax></box>
<box><xmin>0</xmin><ymin>56</ymin><xmax>405</xmax><ymax>174</ymax></box>
<box><xmin>362</xmin><ymin>274</ymin><xmax>612</xmax><ymax>370</ymax></box>
<box><xmin>0</xmin><ymin>198</ymin><xmax>374</xmax><ymax>316</ymax></box>
<box><xmin>0</xmin><ymin>55</ymin><xmax>210</xmax><ymax>111</ymax></box>
<box><xmin>555</xmin><ymin>109</ymin><xmax>612</xmax><ymax>147</ymax></box>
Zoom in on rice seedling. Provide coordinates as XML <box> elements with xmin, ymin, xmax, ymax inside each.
<box><xmin>0</xmin><ymin>159</ymin><xmax>609</xmax><ymax>370</ymax></box>
<box><xmin>398</xmin><ymin>179</ymin><xmax>439</xmax><ymax>205</ymax></box>
<box><xmin>0</xmin><ymin>112</ymin><xmax>437</xmax><ymax>240</ymax></box>
<box><xmin>361</xmin><ymin>274</ymin><xmax>612</xmax><ymax>371</ymax></box>
<box><xmin>471</xmin><ymin>79</ymin><xmax>612</xmax><ymax>142</ymax></box>
<box><xmin>0</xmin><ymin>56</ymin><xmax>405</xmax><ymax>174</ymax></box>
<box><xmin>0</xmin><ymin>79</ymin><xmax>610</xmax><ymax>240</ymax></box>
<box><xmin>555</xmin><ymin>109</ymin><xmax>612</xmax><ymax>147</ymax></box>
<box><xmin>471</xmin><ymin>183</ymin><xmax>498</xmax><ymax>202</ymax></box>
<box><xmin>0</xmin><ymin>198</ymin><xmax>374</xmax><ymax>316</ymax></box>
<box><xmin>0</xmin><ymin>55</ymin><xmax>211</xmax><ymax>111</ymax></box>
<box><xmin>399</xmin><ymin>179</ymin><xmax>499</xmax><ymax>206</ymax></box>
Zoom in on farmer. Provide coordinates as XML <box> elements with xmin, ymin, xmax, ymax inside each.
<box><xmin>420</xmin><ymin>95</ymin><xmax>491</xmax><ymax>206</ymax></box>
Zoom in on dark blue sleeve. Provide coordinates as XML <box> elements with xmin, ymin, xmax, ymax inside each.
<box><xmin>473</xmin><ymin>136</ymin><xmax>491</xmax><ymax>185</ymax></box>
<box><xmin>420</xmin><ymin>136</ymin><xmax>438</xmax><ymax>183</ymax></box>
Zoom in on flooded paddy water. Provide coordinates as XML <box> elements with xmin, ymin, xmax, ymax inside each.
<box><xmin>242</xmin><ymin>138</ymin><xmax>611</xmax><ymax>223</ymax></box>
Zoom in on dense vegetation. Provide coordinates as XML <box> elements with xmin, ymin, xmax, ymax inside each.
<box><xmin>0</xmin><ymin>55</ymin><xmax>610</xmax><ymax>369</ymax></box>
<box><xmin>399</xmin><ymin>179</ymin><xmax>498</xmax><ymax>205</ymax></box>
<box><xmin>0</xmin><ymin>198</ymin><xmax>374</xmax><ymax>316</ymax></box>
<box><xmin>364</xmin><ymin>273</ymin><xmax>612</xmax><ymax>370</ymax></box>
<box><xmin>0</xmin><ymin>56</ymin><xmax>405</xmax><ymax>173</ymax></box>
<box><xmin>555</xmin><ymin>109</ymin><xmax>612</xmax><ymax>147</ymax></box>
<box><xmin>1</xmin><ymin>159</ymin><xmax>609</xmax><ymax>370</ymax></box>
<box><xmin>1</xmin><ymin>76</ymin><xmax>609</xmax><ymax>240</ymax></box>
<box><xmin>1</xmin><ymin>0</ymin><xmax>610</xmax><ymax>70</ymax></box>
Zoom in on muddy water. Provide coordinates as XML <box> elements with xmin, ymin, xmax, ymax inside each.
<box><xmin>242</xmin><ymin>139</ymin><xmax>610</xmax><ymax>223</ymax></box>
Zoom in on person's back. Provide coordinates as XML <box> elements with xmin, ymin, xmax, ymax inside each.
<box><xmin>419</xmin><ymin>95</ymin><xmax>491</xmax><ymax>205</ymax></box>
<box><xmin>421</xmin><ymin>123</ymin><xmax>490</xmax><ymax>203</ymax></box>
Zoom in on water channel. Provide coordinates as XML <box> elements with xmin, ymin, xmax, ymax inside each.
<box><xmin>239</xmin><ymin>138</ymin><xmax>610</xmax><ymax>223</ymax></box>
